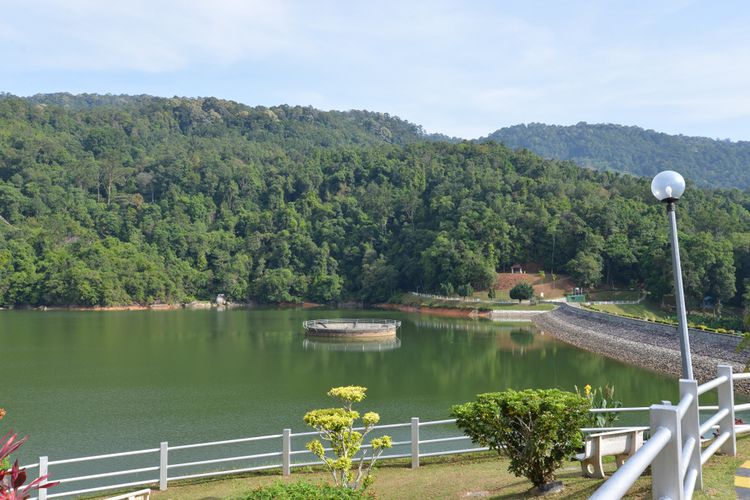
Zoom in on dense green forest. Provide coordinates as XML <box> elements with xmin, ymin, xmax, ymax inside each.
<box><xmin>1</xmin><ymin>94</ymin><xmax>749</xmax><ymax>308</ymax></box>
<box><xmin>482</xmin><ymin>123</ymin><xmax>750</xmax><ymax>190</ymax></box>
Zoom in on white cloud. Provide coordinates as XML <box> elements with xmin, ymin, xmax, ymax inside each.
<box><xmin>2</xmin><ymin>0</ymin><xmax>750</xmax><ymax>140</ymax></box>
<box><xmin>3</xmin><ymin>0</ymin><xmax>296</xmax><ymax>72</ymax></box>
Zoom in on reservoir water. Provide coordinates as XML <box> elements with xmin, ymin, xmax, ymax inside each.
<box><xmin>1</xmin><ymin>308</ymin><xmax>685</xmax><ymax>492</ymax></box>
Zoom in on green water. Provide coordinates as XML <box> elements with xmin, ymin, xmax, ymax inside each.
<box><xmin>1</xmin><ymin>308</ymin><xmax>684</xmax><ymax>492</ymax></box>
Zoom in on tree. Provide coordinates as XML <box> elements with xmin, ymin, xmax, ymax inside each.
<box><xmin>451</xmin><ymin>389</ymin><xmax>589</xmax><ymax>491</ymax></box>
<box><xmin>487</xmin><ymin>287</ymin><xmax>496</xmax><ymax>300</ymax></box>
<box><xmin>566</xmin><ymin>251</ymin><xmax>602</xmax><ymax>289</ymax></box>
<box><xmin>304</xmin><ymin>386</ymin><xmax>392</xmax><ymax>490</ymax></box>
<box><xmin>252</xmin><ymin>268</ymin><xmax>304</xmax><ymax>303</ymax></box>
<box><xmin>439</xmin><ymin>282</ymin><xmax>455</xmax><ymax>297</ymax></box>
<box><xmin>360</xmin><ymin>247</ymin><xmax>398</xmax><ymax>303</ymax></box>
<box><xmin>457</xmin><ymin>283</ymin><xmax>473</xmax><ymax>297</ymax></box>
<box><xmin>509</xmin><ymin>282</ymin><xmax>534</xmax><ymax>302</ymax></box>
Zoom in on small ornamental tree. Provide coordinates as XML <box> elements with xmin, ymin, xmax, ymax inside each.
<box><xmin>451</xmin><ymin>389</ymin><xmax>589</xmax><ymax>491</ymax></box>
<box><xmin>304</xmin><ymin>386</ymin><xmax>392</xmax><ymax>490</ymax></box>
<box><xmin>509</xmin><ymin>282</ymin><xmax>534</xmax><ymax>302</ymax></box>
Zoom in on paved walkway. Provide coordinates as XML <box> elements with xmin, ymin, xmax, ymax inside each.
<box><xmin>737</xmin><ymin>461</ymin><xmax>750</xmax><ymax>498</ymax></box>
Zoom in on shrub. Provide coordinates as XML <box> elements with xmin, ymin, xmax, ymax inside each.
<box><xmin>304</xmin><ymin>386</ymin><xmax>391</xmax><ymax>490</ymax></box>
<box><xmin>457</xmin><ymin>284</ymin><xmax>473</xmax><ymax>297</ymax></box>
<box><xmin>451</xmin><ymin>389</ymin><xmax>589</xmax><ymax>489</ymax></box>
<box><xmin>240</xmin><ymin>480</ymin><xmax>372</xmax><ymax>499</ymax></box>
<box><xmin>439</xmin><ymin>282</ymin><xmax>455</xmax><ymax>297</ymax></box>
<box><xmin>1</xmin><ymin>408</ymin><xmax>58</xmax><ymax>500</ymax></box>
<box><xmin>509</xmin><ymin>282</ymin><xmax>534</xmax><ymax>302</ymax></box>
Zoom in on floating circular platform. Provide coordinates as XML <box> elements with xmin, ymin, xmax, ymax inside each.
<box><xmin>303</xmin><ymin>319</ymin><xmax>401</xmax><ymax>339</ymax></box>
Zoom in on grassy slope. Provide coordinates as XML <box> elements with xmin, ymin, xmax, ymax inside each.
<box><xmin>395</xmin><ymin>293</ymin><xmax>556</xmax><ymax>311</ymax></box>
<box><xmin>138</xmin><ymin>432</ymin><xmax>750</xmax><ymax>499</ymax></box>
<box><xmin>585</xmin><ymin>301</ymin><xmax>673</xmax><ymax>321</ymax></box>
<box><xmin>586</xmin><ymin>290</ymin><xmax>642</xmax><ymax>301</ymax></box>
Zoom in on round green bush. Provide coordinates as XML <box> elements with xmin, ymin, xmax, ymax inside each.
<box><xmin>451</xmin><ymin>389</ymin><xmax>589</xmax><ymax>488</ymax></box>
<box><xmin>240</xmin><ymin>481</ymin><xmax>373</xmax><ymax>499</ymax></box>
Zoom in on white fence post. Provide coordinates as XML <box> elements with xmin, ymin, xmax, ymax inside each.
<box><xmin>38</xmin><ymin>456</ymin><xmax>48</xmax><ymax>500</ymax></box>
<box><xmin>679</xmin><ymin>379</ymin><xmax>702</xmax><ymax>492</ymax></box>
<box><xmin>411</xmin><ymin>417</ymin><xmax>419</xmax><ymax>469</ymax></box>
<box><xmin>159</xmin><ymin>442</ymin><xmax>168</xmax><ymax>491</ymax></box>
<box><xmin>282</xmin><ymin>428</ymin><xmax>291</xmax><ymax>476</ymax></box>
<box><xmin>650</xmin><ymin>404</ymin><xmax>684</xmax><ymax>500</ymax></box>
<box><xmin>717</xmin><ymin>364</ymin><xmax>737</xmax><ymax>456</ymax></box>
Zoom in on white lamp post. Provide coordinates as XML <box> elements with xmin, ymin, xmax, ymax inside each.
<box><xmin>651</xmin><ymin>170</ymin><xmax>693</xmax><ymax>380</ymax></box>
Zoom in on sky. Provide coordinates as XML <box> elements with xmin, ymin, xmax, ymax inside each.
<box><xmin>1</xmin><ymin>0</ymin><xmax>749</xmax><ymax>140</ymax></box>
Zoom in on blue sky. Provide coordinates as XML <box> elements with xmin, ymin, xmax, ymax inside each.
<box><xmin>1</xmin><ymin>0</ymin><xmax>749</xmax><ymax>140</ymax></box>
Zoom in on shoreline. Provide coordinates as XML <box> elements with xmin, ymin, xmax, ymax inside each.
<box><xmin>533</xmin><ymin>304</ymin><xmax>750</xmax><ymax>394</ymax></box>
<box><xmin>2</xmin><ymin>301</ymin><xmax>324</xmax><ymax>312</ymax></box>
<box><xmin>376</xmin><ymin>303</ymin><xmax>492</xmax><ymax>318</ymax></box>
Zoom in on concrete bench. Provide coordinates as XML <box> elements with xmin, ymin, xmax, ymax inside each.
<box><xmin>576</xmin><ymin>428</ymin><xmax>645</xmax><ymax>478</ymax></box>
<box><xmin>104</xmin><ymin>488</ymin><xmax>151</xmax><ymax>500</ymax></box>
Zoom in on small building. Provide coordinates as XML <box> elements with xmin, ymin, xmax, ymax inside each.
<box><xmin>511</xmin><ymin>264</ymin><xmax>524</xmax><ymax>274</ymax></box>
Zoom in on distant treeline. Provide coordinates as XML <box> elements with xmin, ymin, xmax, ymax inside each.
<box><xmin>482</xmin><ymin>122</ymin><xmax>750</xmax><ymax>190</ymax></box>
<box><xmin>0</xmin><ymin>94</ymin><xmax>749</xmax><ymax>308</ymax></box>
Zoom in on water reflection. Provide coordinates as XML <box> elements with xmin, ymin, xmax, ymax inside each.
<box><xmin>0</xmin><ymin>308</ymin><xmax>688</xmax><ymax>468</ymax></box>
<box><xmin>303</xmin><ymin>337</ymin><xmax>402</xmax><ymax>352</ymax></box>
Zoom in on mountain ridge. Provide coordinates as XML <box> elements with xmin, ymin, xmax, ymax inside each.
<box><xmin>481</xmin><ymin>122</ymin><xmax>750</xmax><ymax>189</ymax></box>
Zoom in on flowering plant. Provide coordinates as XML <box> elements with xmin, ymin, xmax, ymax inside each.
<box><xmin>304</xmin><ymin>386</ymin><xmax>391</xmax><ymax>490</ymax></box>
<box><xmin>574</xmin><ymin>384</ymin><xmax>622</xmax><ymax>428</ymax></box>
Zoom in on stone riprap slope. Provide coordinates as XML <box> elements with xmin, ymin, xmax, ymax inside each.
<box><xmin>534</xmin><ymin>304</ymin><xmax>750</xmax><ymax>392</ymax></box>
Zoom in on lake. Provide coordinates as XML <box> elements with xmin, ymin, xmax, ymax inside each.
<box><xmin>1</xmin><ymin>308</ymin><xmax>684</xmax><ymax>492</ymax></box>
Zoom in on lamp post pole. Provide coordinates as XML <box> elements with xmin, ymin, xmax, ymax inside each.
<box><xmin>651</xmin><ymin>170</ymin><xmax>694</xmax><ymax>380</ymax></box>
<box><xmin>666</xmin><ymin>201</ymin><xmax>694</xmax><ymax>380</ymax></box>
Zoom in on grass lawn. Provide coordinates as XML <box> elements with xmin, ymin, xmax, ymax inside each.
<box><xmin>474</xmin><ymin>290</ymin><xmax>512</xmax><ymax>301</ymax></box>
<box><xmin>587</xmin><ymin>289</ymin><xmax>642</xmax><ymax>302</ymax></box>
<box><xmin>586</xmin><ymin>301</ymin><xmax>672</xmax><ymax>321</ymax></box>
<box><xmin>490</xmin><ymin>302</ymin><xmax>556</xmax><ymax>311</ymax></box>
<box><xmin>132</xmin><ymin>432</ymin><xmax>750</xmax><ymax>499</ymax></box>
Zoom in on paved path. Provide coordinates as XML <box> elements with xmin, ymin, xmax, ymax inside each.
<box><xmin>737</xmin><ymin>461</ymin><xmax>750</xmax><ymax>498</ymax></box>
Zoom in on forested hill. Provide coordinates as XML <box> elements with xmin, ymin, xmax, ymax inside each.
<box><xmin>1</xmin><ymin>94</ymin><xmax>750</xmax><ymax>308</ymax></box>
<box><xmin>481</xmin><ymin>123</ymin><xmax>750</xmax><ymax>189</ymax></box>
<box><xmin>0</xmin><ymin>92</ymin><xmax>456</xmax><ymax>147</ymax></box>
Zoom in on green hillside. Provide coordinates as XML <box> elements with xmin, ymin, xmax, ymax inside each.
<box><xmin>482</xmin><ymin>122</ymin><xmax>750</xmax><ymax>189</ymax></box>
<box><xmin>0</xmin><ymin>94</ymin><xmax>749</xmax><ymax>308</ymax></box>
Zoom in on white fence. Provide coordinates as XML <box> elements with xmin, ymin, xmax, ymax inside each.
<box><xmin>592</xmin><ymin>364</ymin><xmax>743</xmax><ymax>499</ymax></box>
<box><xmin>411</xmin><ymin>292</ymin><xmax>516</xmax><ymax>304</ymax></box>
<box><xmin>23</xmin><ymin>417</ymin><xmax>490</xmax><ymax>500</ymax></box>
<box><xmin>20</xmin><ymin>364</ymin><xmax>748</xmax><ymax>499</ymax></box>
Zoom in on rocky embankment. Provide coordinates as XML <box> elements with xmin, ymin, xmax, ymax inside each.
<box><xmin>533</xmin><ymin>304</ymin><xmax>750</xmax><ymax>393</ymax></box>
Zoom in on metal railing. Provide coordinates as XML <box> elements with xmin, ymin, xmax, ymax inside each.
<box><xmin>592</xmin><ymin>364</ymin><xmax>740</xmax><ymax>499</ymax></box>
<box><xmin>410</xmin><ymin>292</ymin><xmax>517</xmax><ymax>304</ymax></box>
<box><xmin>22</xmin><ymin>364</ymin><xmax>749</xmax><ymax>499</ymax></box>
<box><xmin>25</xmin><ymin>417</ymin><xmax>488</xmax><ymax>500</ymax></box>
<box><xmin>302</xmin><ymin>318</ymin><xmax>401</xmax><ymax>330</ymax></box>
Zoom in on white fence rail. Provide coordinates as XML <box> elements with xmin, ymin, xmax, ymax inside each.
<box><xmin>411</xmin><ymin>292</ymin><xmax>517</xmax><ymax>304</ymax></box>
<box><xmin>22</xmin><ymin>364</ymin><xmax>749</xmax><ymax>499</ymax></box>
<box><xmin>592</xmin><ymin>364</ymin><xmax>739</xmax><ymax>499</ymax></box>
<box><xmin>26</xmin><ymin>418</ymin><xmax>493</xmax><ymax>500</ymax></box>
